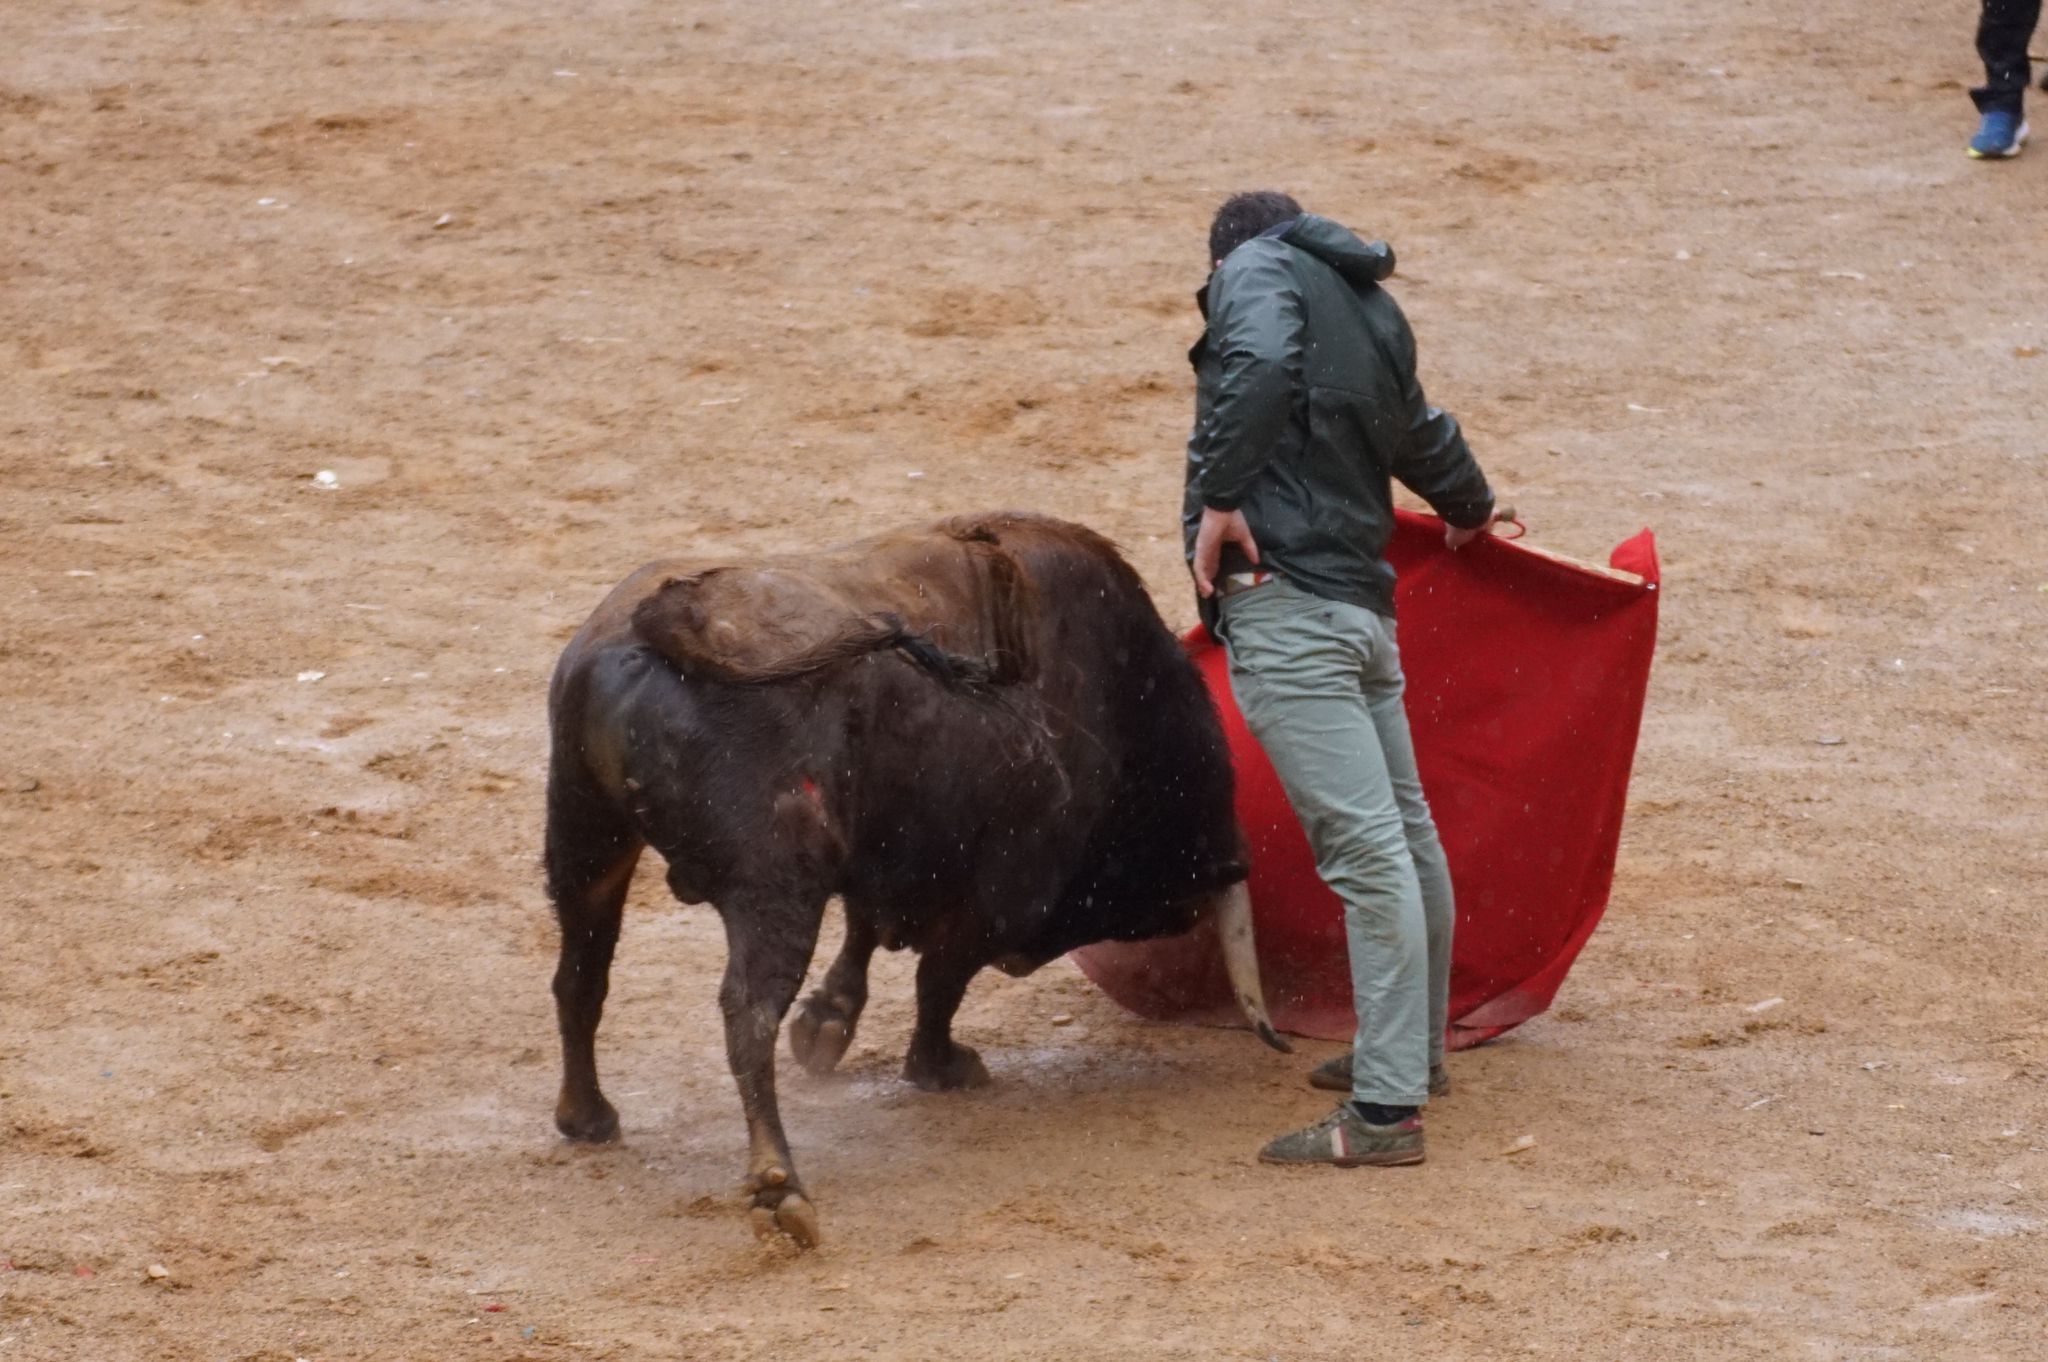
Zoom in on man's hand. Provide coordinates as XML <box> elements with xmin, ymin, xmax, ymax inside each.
<box><xmin>1445</xmin><ymin>504</ymin><xmax>1515</xmax><ymax>551</ymax></box>
<box><xmin>1192</xmin><ymin>506</ymin><xmax>1261</xmax><ymax>598</ymax></box>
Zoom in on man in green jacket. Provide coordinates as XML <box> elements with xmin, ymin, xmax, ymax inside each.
<box><xmin>1182</xmin><ymin>191</ymin><xmax>1502</xmax><ymax>1167</ymax></box>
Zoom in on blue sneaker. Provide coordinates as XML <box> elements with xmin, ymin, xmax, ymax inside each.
<box><xmin>1968</xmin><ymin>110</ymin><xmax>2029</xmax><ymax>159</ymax></box>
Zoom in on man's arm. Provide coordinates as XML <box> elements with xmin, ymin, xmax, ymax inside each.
<box><xmin>1188</xmin><ymin>244</ymin><xmax>1305</xmax><ymax>511</ymax></box>
<box><xmin>1389</xmin><ymin>370</ymin><xmax>1496</xmax><ymax>537</ymax></box>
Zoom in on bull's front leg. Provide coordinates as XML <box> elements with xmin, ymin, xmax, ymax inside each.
<box><xmin>715</xmin><ymin>889</ymin><xmax>828</xmax><ymax>1248</ymax></box>
<box><xmin>904</xmin><ymin>941</ymin><xmax>992</xmax><ymax>1092</ymax></box>
<box><xmin>787</xmin><ymin>906</ymin><xmax>877</xmax><ymax>1076</ymax></box>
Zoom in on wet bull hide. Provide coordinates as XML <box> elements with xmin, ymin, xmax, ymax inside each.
<box><xmin>542</xmin><ymin>512</ymin><xmax>1287</xmax><ymax>1248</ymax></box>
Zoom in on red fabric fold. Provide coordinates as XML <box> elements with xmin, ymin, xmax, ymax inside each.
<box><xmin>1072</xmin><ymin>512</ymin><xmax>1660</xmax><ymax>1049</ymax></box>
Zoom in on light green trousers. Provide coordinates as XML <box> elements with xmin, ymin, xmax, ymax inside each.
<box><xmin>1220</xmin><ymin>579</ymin><xmax>1454</xmax><ymax>1108</ymax></box>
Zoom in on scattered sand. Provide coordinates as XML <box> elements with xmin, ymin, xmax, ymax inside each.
<box><xmin>3</xmin><ymin>1</ymin><xmax>2044</xmax><ymax>1357</ymax></box>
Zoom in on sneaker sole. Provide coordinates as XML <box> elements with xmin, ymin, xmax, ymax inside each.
<box><xmin>1258</xmin><ymin>1148</ymin><xmax>1426</xmax><ymax>1169</ymax></box>
<box><xmin>1337</xmin><ymin>1149</ymin><xmax>1426</xmax><ymax>1168</ymax></box>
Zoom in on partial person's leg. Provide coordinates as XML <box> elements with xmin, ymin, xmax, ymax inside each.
<box><xmin>1222</xmin><ymin>585</ymin><xmax>1430</xmax><ymax>1110</ymax></box>
<box><xmin>1358</xmin><ymin>613</ymin><xmax>1456</xmax><ymax>1077</ymax></box>
<box><xmin>1973</xmin><ymin>0</ymin><xmax>2041</xmax><ymax>115</ymax></box>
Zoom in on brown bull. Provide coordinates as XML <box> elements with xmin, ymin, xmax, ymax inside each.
<box><xmin>543</xmin><ymin>512</ymin><xmax>1286</xmax><ymax>1248</ymax></box>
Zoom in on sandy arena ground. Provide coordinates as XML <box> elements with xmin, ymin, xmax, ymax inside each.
<box><xmin>4</xmin><ymin>0</ymin><xmax>2046</xmax><ymax>1357</ymax></box>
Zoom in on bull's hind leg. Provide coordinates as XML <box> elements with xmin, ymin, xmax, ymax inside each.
<box><xmin>715</xmin><ymin>888</ymin><xmax>829</xmax><ymax>1248</ymax></box>
<box><xmin>545</xmin><ymin>779</ymin><xmax>644</xmax><ymax>1144</ymax></box>
<box><xmin>904</xmin><ymin>940</ymin><xmax>992</xmax><ymax>1092</ymax></box>
<box><xmin>787</xmin><ymin>906</ymin><xmax>877</xmax><ymax>1076</ymax></box>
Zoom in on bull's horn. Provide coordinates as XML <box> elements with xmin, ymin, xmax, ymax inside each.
<box><xmin>1216</xmin><ymin>882</ymin><xmax>1293</xmax><ymax>1054</ymax></box>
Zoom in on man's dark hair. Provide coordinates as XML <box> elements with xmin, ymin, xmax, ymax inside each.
<box><xmin>1209</xmin><ymin>190</ymin><xmax>1303</xmax><ymax>266</ymax></box>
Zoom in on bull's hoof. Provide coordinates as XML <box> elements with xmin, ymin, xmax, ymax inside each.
<box><xmin>748</xmin><ymin>1186</ymin><xmax>821</xmax><ymax>1249</ymax></box>
<box><xmin>554</xmin><ymin>1095</ymin><xmax>621</xmax><ymax>1144</ymax></box>
<box><xmin>788</xmin><ymin>995</ymin><xmax>857</xmax><ymax>1076</ymax></box>
<box><xmin>904</xmin><ymin>1042</ymin><xmax>991</xmax><ymax>1092</ymax></box>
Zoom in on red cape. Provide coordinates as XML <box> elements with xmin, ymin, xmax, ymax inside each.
<box><xmin>1072</xmin><ymin>512</ymin><xmax>1660</xmax><ymax>1049</ymax></box>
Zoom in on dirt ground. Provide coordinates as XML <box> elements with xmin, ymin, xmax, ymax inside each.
<box><xmin>4</xmin><ymin>0</ymin><xmax>2046</xmax><ymax>1357</ymax></box>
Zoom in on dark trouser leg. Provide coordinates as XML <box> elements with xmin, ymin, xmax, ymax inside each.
<box><xmin>717</xmin><ymin>890</ymin><xmax>829</xmax><ymax>1247</ymax></box>
<box><xmin>788</xmin><ymin>907</ymin><xmax>878</xmax><ymax>1075</ymax></box>
<box><xmin>545</xmin><ymin>786</ymin><xmax>643</xmax><ymax>1144</ymax></box>
<box><xmin>1974</xmin><ymin>0</ymin><xmax>2042</xmax><ymax>115</ymax></box>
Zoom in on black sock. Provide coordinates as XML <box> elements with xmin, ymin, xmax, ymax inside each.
<box><xmin>1353</xmin><ymin>1101</ymin><xmax>1417</xmax><ymax>1125</ymax></box>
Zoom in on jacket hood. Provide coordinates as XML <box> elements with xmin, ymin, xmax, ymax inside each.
<box><xmin>1280</xmin><ymin>214</ymin><xmax>1395</xmax><ymax>286</ymax></box>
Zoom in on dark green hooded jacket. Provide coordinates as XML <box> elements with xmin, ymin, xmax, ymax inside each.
<box><xmin>1182</xmin><ymin>215</ymin><xmax>1494</xmax><ymax>624</ymax></box>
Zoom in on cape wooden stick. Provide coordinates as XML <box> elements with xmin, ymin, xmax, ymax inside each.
<box><xmin>1488</xmin><ymin>504</ymin><xmax>1647</xmax><ymax>588</ymax></box>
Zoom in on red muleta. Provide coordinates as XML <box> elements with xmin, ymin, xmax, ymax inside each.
<box><xmin>1073</xmin><ymin>510</ymin><xmax>1660</xmax><ymax>1049</ymax></box>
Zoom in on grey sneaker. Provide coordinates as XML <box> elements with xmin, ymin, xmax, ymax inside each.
<box><xmin>1308</xmin><ymin>1052</ymin><xmax>1450</xmax><ymax>1097</ymax></box>
<box><xmin>1259</xmin><ymin>1104</ymin><xmax>1425</xmax><ymax>1167</ymax></box>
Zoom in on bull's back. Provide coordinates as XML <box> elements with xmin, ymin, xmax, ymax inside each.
<box><xmin>547</xmin><ymin>513</ymin><xmax>1231</xmax><ymax>908</ymax></box>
